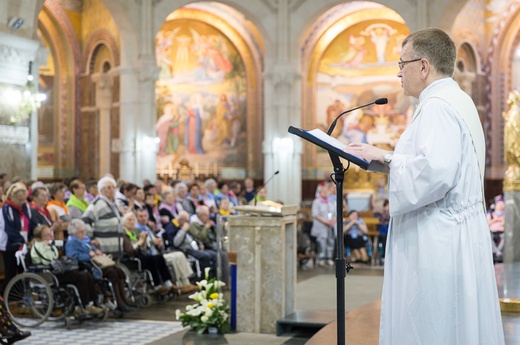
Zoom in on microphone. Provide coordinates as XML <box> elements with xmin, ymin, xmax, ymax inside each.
<box><xmin>254</xmin><ymin>170</ymin><xmax>280</xmax><ymax>206</ymax></box>
<box><xmin>327</xmin><ymin>98</ymin><xmax>388</xmax><ymax>136</ymax></box>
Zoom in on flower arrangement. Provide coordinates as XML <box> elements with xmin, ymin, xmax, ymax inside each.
<box><xmin>175</xmin><ymin>268</ymin><xmax>231</xmax><ymax>334</ymax></box>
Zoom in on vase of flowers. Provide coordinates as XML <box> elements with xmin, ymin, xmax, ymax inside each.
<box><xmin>175</xmin><ymin>268</ymin><xmax>231</xmax><ymax>334</ymax></box>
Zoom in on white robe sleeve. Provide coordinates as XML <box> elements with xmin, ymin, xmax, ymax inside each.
<box><xmin>389</xmin><ymin>99</ymin><xmax>463</xmax><ymax>216</ymax></box>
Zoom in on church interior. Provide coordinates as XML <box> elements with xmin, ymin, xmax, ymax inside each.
<box><xmin>0</xmin><ymin>0</ymin><xmax>520</xmax><ymax>344</ymax></box>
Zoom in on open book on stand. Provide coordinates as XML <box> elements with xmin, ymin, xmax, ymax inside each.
<box><xmin>288</xmin><ymin>126</ymin><xmax>389</xmax><ymax>174</ymax></box>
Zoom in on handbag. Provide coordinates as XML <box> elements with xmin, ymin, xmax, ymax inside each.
<box><xmin>50</xmin><ymin>256</ymin><xmax>79</xmax><ymax>274</ymax></box>
<box><xmin>91</xmin><ymin>253</ymin><xmax>116</xmax><ymax>269</ymax></box>
<box><xmin>32</xmin><ymin>245</ymin><xmax>78</xmax><ymax>274</ymax></box>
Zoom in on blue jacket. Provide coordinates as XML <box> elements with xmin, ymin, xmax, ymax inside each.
<box><xmin>2</xmin><ymin>202</ymin><xmax>34</xmax><ymax>251</ymax></box>
<box><xmin>65</xmin><ymin>235</ymin><xmax>92</xmax><ymax>263</ymax></box>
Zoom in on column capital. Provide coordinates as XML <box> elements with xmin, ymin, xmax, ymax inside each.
<box><xmin>91</xmin><ymin>72</ymin><xmax>114</xmax><ymax>89</ymax></box>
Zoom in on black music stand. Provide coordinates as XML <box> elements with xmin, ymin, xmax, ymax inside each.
<box><xmin>288</xmin><ymin>126</ymin><xmax>387</xmax><ymax>345</ymax></box>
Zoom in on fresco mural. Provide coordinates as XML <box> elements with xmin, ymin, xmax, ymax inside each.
<box><xmin>315</xmin><ymin>20</ymin><xmax>412</xmax><ymax>161</ymax></box>
<box><xmin>155</xmin><ymin>18</ymin><xmax>247</xmax><ymax>173</ymax></box>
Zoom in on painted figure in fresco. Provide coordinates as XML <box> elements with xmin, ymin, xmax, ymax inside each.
<box><xmin>185</xmin><ymin>93</ymin><xmax>205</xmax><ymax>154</ymax></box>
<box><xmin>362</xmin><ymin>24</ymin><xmax>397</xmax><ymax>64</ymax></box>
<box><xmin>156</xmin><ymin>29</ymin><xmax>177</xmax><ymax>79</ymax></box>
<box><xmin>326</xmin><ymin>99</ymin><xmax>347</xmax><ymax>138</ymax></box>
<box><xmin>207</xmin><ymin>35</ymin><xmax>232</xmax><ymax>74</ymax></box>
<box><xmin>341</xmin><ymin>108</ymin><xmax>366</xmax><ymax>143</ymax></box>
<box><xmin>191</xmin><ymin>29</ymin><xmax>233</xmax><ymax>82</ymax></box>
<box><xmin>175</xmin><ymin>34</ymin><xmax>191</xmax><ymax>73</ymax></box>
<box><xmin>339</xmin><ymin>35</ymin><xmax>366</xmax><ymax>68</ymax></box>
<box><xmin>230</xmin><ymin>115</ymin><xmax>241</xmax><ymax>148</ymax></box>
<box><xmin>156</xmin><ymin>103</ymin><xmax>181</xmax><ymax>156</ymax></box>
<box><xmin>215</xmin><ymin>93</ymin><xmax>234</xmax><ymax>146</ymax></box>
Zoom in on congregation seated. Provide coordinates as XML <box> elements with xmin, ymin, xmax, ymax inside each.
<box><xmin>189</xmin><ymin>205</ymin><xmax>230</xmax><ymax>285</ymax></box>
<box><xmin>121</xmin><ymin>212</ymin><xmax>176</xmax><ymax>293</ymax></box>
<box><xmin>175</xmin><ymin>183</ymin><xmax>194</xmax><ymax>215</ymax></box>
<box><xmin>30</xmin><ymin>225</ymin><xmax>104</xmax><ymax>317</ymax></box>
<box><xmin>163</xmin><ymin>210</ymin><xmax>219</xmax><ymax>281</ymax></box>
<box><xmin>134</xmin><ymin>209</ymin><xmax>198</xmax><ymax>293</ymax></box>
<box><xmin>343</xmin><ymin>210</ymin><xmax>370</xmax><ymax>263</ymax></box>
<box><xmin>65</xmin><ymin>219</ymin><xmax>136</xmax><ymax>313</ymax></box>
<box><xmin>218</xmin><ymin>198</ymin><xmax>235</xmax><ymax>216</ymax></box>
<box><xmin>115</xmin><ymin>182</ymin><xmax>138</xmax><ymax>214</ymax></box>
<box><xmin>158</xmin><ymin>190</ymin><xmax>181</xmax><ymax>225</ymax></box>
<box><xmin>144</xmin><ymin>191</ymin><xmax>162</xmax><ymax>231</ymax></box>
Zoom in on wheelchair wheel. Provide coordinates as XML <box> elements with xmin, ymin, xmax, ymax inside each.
<box><xmin>47</xmin><ymin>287</ymin><xmax>75</xmax><ymax>321</ymax></box>
<box><xmin>4</xmin><ymin>272</ymin><xmax>54</xmax><ymax>327</ymax></box>
<box><xmin>136</xmin><ymin>294</ymin><xmax>152</xmax><ymax>308</ymax></box>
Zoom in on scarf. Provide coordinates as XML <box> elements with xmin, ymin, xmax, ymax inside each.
<box><xmin>124</xmin><ymin>227</ymin><xmax>137</xmax><ymax>243</ymax></box>
<box><xmin>66</xmin><ymin>194</ymin><xmax>88</xmax><ymax>213</ymax></box>
<box><xmin>159</xmin><ymin>202</ymin><xmax>178</xmax><ymax>217</ymax></box>
<box><xmin>5</xmin><ymin>199</ymin><xmax>29</xmax><ymax>233</ymax></box>
<box><xmin>47</xmin><ymin>199</ymin><xmax>69</xmax><ymax>215</ymax></box>
<box><xmin>34</xmin><ymin>204</ymin><xmax>52</xmax><ymax>226</ymax></box>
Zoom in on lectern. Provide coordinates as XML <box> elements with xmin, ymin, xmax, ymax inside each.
<box><xmin>227</xmin><ymin>204</ymin><xmax>298</xmax><ymax>333</ymax></box>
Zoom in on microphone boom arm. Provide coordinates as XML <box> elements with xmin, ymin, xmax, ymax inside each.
<box><xmin>327</xmin><ymin>98</ymin><xmax>388</xmax><ymax>136</ymax></box>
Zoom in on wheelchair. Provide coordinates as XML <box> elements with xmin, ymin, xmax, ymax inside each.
<box><xmin>118</xmin><ymin>253</ymin><xmax>179</xmax><ymax>307</ymax></box>
<box><xmin>3</xmin><ymin>247</ymin><xmax>109</xmax><ymax>329</ymax></box>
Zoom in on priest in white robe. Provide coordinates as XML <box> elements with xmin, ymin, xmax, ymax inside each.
<box><xmin>346</xmin><ymin>28</ymin><xmax>504</xmax><ymax>345</ymax></box>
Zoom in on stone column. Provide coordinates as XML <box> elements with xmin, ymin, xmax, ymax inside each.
<box><xmin>262</xmin><ymin>0</ymin><xmax>303</xmax><ymax>205</ymax></box>
<box><xmin>91</xmin><ymin>72</ymin><xmax>114</xmax><ymax>177</ymax></box>
<box><xmin>0</xmin><ymin>31</ymin><xmax>40</xmax><ymax>179</ymax></box>
<box><xmin>114</xmin><ymin>0</ymin><xmax>159</xmax><ymax>184</ymax></box>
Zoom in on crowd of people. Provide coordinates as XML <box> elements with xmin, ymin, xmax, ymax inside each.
<box><xmin>0</xmin><ymin>172</ymin><xmax>266</xmax><ymax>326</ymax></box>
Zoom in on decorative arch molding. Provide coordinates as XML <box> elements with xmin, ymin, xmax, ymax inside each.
<box><xmin>83</xmin><ymin>29</ymin><xmax>120</xmax><ymax>74</ymax></box>
<box><xmin>485</xmin><ymin>0</ymin><xmax>520</xmax><ymax>177</ymax></box>
<box><xmin>456</xmin><ymin>40</ymin><xmax>481</xmax><ymax>73</ymax></box>
<box><xmin>38</xmin><ymin>0</ymin><xmax>83</xmax><ymax>177</ymax></box>
<box><xmin>153</xmin><ymin>0</ymin><xmax>270</xmax><ymax>39</ymax></box>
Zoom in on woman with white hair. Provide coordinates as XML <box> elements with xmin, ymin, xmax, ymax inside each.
<box><xmin>82</xmin><ymin>177</ymin><xmax>123</xmax><ymax>255</ymax></box>
<box><xmin>65</xmin><ymin>219</ymin><xmax>136</xmax><ymax>313</ymax></box>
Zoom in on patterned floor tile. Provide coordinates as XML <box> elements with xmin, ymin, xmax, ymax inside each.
<box><xmin>15</xmin><ymin>320</ymin><xmax>186</xmax><ymax>345</ymax></box>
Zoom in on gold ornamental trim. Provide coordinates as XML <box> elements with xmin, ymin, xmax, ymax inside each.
<box><xmin>500</xmin><ymin>298</ymin><xmax>520</xmax><ymax>313</ymax></box>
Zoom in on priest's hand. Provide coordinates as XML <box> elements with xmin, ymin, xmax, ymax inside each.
<box><xmin>345</xmin><ymin>143</ymin><xmax>390</xmax><ymax>163</ymax></box>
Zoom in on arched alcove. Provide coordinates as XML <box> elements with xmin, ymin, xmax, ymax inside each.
<box><xmin>37</xmin><ymin>0</ymin><xmax>82</xmax><ymax>178</ymax></box>
<box><xmin>154</xmin><ymin>2</ymin><xmax>264</xmax><ymax>180</ymax></box>
<box><xmin>300</xmin><ymin>1</ymin><xmax>410</xmax><ymax>192</ymax></box>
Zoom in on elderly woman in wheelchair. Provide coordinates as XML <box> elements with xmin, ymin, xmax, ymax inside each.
<box><xmin>29</xmin><ymin>225</ymin><xmax>105</xmax><ymax>319</ymax></box>
<box><xmin>65</xmin><ymin>219</ymin><xmax>136</xmax><ymax>313</ymax></box>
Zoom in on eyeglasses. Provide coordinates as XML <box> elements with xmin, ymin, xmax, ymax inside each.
<box><xmin>398</xmin><ymin>58</ymin><xmax>422</xmax><ymax>70</ymax></box>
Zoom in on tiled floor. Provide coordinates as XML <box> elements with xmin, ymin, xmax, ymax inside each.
<box><xmin>10</xmin><ymin>262</ymin><xmax>520</xmax><ymax>345</ymax></box>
